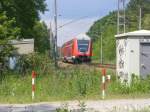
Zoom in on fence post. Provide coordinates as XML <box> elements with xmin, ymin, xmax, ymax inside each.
<box><xmin>101</xmin><ymin>68</ymin><xmax>106</xmax><ymax>99</ymax></box>
<box><xmin>32</xmin><ymin>71</ymin><xmax>36</xmax><ymax>100</ymax></box>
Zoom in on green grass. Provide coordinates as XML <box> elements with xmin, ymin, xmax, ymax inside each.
<box><xmin>0</xmin><ymin>65</ymin><xmax>101</xmax><ymax>103</ymax></box>
<box><xmin>0</xmin><ymin>54</ymin><xmax>150</xmax><ymax>103</ymax></box>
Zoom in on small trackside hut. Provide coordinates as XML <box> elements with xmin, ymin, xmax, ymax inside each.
<box><xmin>10</xmin><ymin>39</ymin><xmax>34</xmax><ymax>54</ymax></box>
<box><xmin>61</xmin><ymin>34</ymin><xmax>92</xmax><ymax>63</ymax></box>
<box><xmin>115</xmin><ymin>30</ymin><xmax>150</xmax><ymax>83</ymax></box>
<box><xmin>9</xmin><ymin>39</ymin><xmax>34</xmax><ymax>69</ymax></box>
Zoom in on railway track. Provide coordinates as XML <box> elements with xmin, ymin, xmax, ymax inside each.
<box><xmin>89</xmin><ymin>63</ymin><xmax>116</xmax><ymax>69</ymax></box>
<box><xmin>59</xmin><ymin>61</ymin><xmax>116</xmax><ymax>69</ymax></box>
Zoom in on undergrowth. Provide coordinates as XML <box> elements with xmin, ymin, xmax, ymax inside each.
<box><xmin>0</xmin><ymin>54</ymin><xmax>150</xmax><ymax>103</ymax></box>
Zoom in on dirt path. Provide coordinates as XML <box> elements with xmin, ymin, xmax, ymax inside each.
<box><xmin>0</xmin><ymin>99</ymin><xmax>150</xmax><ymax>112</ymax></box>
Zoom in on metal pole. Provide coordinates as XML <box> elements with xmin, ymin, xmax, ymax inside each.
<box><xmin>100</xmin><ymin>33</ymin><xmax>103</xmax><ymax>64</ymax></box>
<box><xmin>139</xmin><ymin>7</ymin><xmax>142</xmax><ymax>30</ymax></box>
<box><xmin>54</xmin><ymin>0</ymin><xmax>58</xmax><ymax>67</ymax></box>
<box><xmin>123</xmin><ymin>0</ymin><xmax>126</xmax><ymax>33</ymax></box>
<box><xmin>117</xmin><ymin>0</ymin><xmax>120</xmax><ymax>34</ymax></box>
<box><xmin>49</xmin><ymin>22</ymin><xmax>52</xmax><ymax>58</ymax></box>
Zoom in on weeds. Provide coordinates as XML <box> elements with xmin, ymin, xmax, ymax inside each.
<box><xmin>109</xmin><ymin>74</ymin><xmax>150</xmax><ymax>95</ymax></box>
<box><xmin>78</xmin><ymin>101</ymin><xmax>87</xmax><ymax>112</ymax></box>
<box><xmin>56</xmin><ymin>103</ymin><xmax>71</xmax><ymax>112</ymax></box>
<box><xmin>0</xmin><ymin>54</ymin><xmax>150</xmax><ymax>103</ymax></box>
<box><xmin>56</xmin><ymin>101</ymin><xmax>87</xmax><ymax>112</ymax></box>
<box><xmin>110</xmin><ymin>106</ymin><xmax>150</xmax><ymax>112</ymax></box>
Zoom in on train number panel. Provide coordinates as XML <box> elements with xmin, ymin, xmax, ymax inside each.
<box><xmin>61</xmin><ymin>34</ymin><xmax>92</xmax><ymax>63</ymax></box>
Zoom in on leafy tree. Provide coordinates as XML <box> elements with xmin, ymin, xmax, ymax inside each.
<box><xmin>143</xmin><ymin>14</ymin><xmax>150</xmax><ymax>30</ymax></box>
<box><xmin>0</xmin><ymin>12</ymin><xmax>20</xmax><ymax>72</ymax></box>
<box><xmin>87</xmin><ymin>12</ymin><xmax>117</xmax><ymax>62</ymax></box>
<box><xmin>87</xmin><ymin>0</ymin><xmax>150</xmax><ymax>63</ymax></box>
<box><xmin>126</xmin><ymin>0</ymin><xmax>150</xmax><ymax>30</ymax></box>
<box><xmin>0</xmin><ymin>0</ymin><xmax>47</xmax><ymax>37</ymax></box>
<box><xmin>0</xmin><ymin>0</ymin><xmax>49</xmax><ymax>55</ymax></box>
<box><xmin>33</xmin><ymin>21</ymin><xmax>50</xmax><ymax>53</ymax></box>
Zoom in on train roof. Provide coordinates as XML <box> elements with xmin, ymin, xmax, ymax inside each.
<box><xmin>61</xmin><ymin>34</ymin><xmax>91</xmax><ymax>47</ymax></box>
<box><xmin>75</xmin><ymin>34</ymin><xmax>91</xmax><ymax>40</ymax></box>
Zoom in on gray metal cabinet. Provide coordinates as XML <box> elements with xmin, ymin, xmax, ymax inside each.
<box><xmin>140</xmin><ymin>43</ymin><xmax>150</xmax><ymax>78</ymax></box>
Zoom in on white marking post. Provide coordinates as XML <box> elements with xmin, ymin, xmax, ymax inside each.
<box><xmin>101</xmin><ymin>68</ymin><xmax>106</xmax><ymax>99</ymax></box>
<box><xmin>32</xmin><ymin>71</ymin><xmax>36</xmax><ymax>100</ymax></box>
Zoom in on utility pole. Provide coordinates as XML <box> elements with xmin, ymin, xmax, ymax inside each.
<box><xmin>54</xmin><ymin>0</ymin><xmax>58</xmax><ymax>67</ymax></box>
<box><xmin>139</xmin><ymin>7</ymin><xmax>142</xmax><ymax>30</ymax></box>
<box><xmin>100</xmin><ymin>32</ymin><xmax>103</xmax><ymax>64</ymax></box>
<box><xmin>49</xmin><ymin>22</ymin><xmax>53</xmax><ymax>58</ymax></box>
<box><xmin>117</xmin><ymin>0</ymin><xmax>120</xmax><ymax>34</ymax></box>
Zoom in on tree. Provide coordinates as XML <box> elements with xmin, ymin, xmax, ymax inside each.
<box><xmin>0</xmin><ymin>12</ymin><xmax>20</xmax><ymax>72</ymax></box>
<box><xmin>0</xmin><ymin>0</ymin><xmax>47</xmax><ymax>38</ymax></box>
<box><xmin>33</xmin><ymin>21</ymin><xmax>49</xmax><ymax>53</ymax></box>
<box><xmin>0</xmin><ymin>0</ymin><xmax>48</xmax><ymax>55</ymax></box>
<box><xmin>143</xmin><ymin>14</ymin><xmax>150</xmax><ymax>30</ymax></box>
<box><xmin>87</xmin><ymin>0</ymin><xmax>150</xmax><ymax>63</ymax></box>
<box><xmin>126</xmin><ymin>0</ymin><xmax>150</xmax><ymax>30</ymax></box>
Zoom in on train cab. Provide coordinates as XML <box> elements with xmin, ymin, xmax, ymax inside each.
<box><xmin>61</xmin><ymin>34</ymin><xmax>92</xmax><ymax>63</ymax></box>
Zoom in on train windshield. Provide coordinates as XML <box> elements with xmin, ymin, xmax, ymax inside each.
<box><xmin>77</xmin><ymin>40</ymin><xmax>89</xmax><ymax>53</ymax></box>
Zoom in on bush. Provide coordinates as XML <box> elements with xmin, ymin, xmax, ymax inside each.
<box><xmin>109</xmin><ymin>74</ymin><xmax>150</xmax><ymax>95</ymax></box>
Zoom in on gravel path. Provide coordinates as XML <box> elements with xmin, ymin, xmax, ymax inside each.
<box><xmin>0</xmin><ymin>99</ymin><xmax>150</xmax><ymax>112</ymax></box>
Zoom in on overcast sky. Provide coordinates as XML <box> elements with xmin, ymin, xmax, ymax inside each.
<box><xmin>40</xmin><ymin>0</ymin><xmax>125</xmax><ymax>46</ymax></box>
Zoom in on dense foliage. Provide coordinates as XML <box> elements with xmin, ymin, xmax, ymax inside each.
<box><xmin>0</xmin><ymin>0</ymin><xmax>49</xmax><ymax>53</ymax></box>
<box><xmin>87</xmin><ymin>0</ymin><xmax>150</xmax><ymax>63</ymax></box>
<box><xmin>0</xmin><ymin>12</ymin><xmax>20</xmax><ymax>73</ymax></box>
<box><xmin>0</xmin><ymin>0</ymin><xmax>47</xmax><ymax>37</ymax></box>
<box><xmin>33</xmin><ymin>21</ymin><xmax>50</xmax><ymax>53</ymax></box>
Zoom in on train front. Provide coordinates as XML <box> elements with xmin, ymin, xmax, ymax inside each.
<box><xmin>74</xmin><ymin>34</ymin><xmax>92</xmax><ymax>62</ymax></box>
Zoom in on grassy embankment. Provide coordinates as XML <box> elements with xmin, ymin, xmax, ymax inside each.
<box><xmin>0</xmin><ymin>55</ymin><xmax>150</xmax><ymax>103</ymax></box>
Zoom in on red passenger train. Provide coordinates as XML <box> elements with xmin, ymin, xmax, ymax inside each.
<box><xmin>61</xmin><ymin>34</ymin><xmax>92</xmax><ymax>63</ymax></box>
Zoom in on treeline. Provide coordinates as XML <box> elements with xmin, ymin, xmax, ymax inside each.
<box><xmin>0</xmin><ymin>0</ymin><xmax>49</xmax><ymax>54</ymax></box>
<box><xmin>87</xmin><ymin>0</ymin><xmax>150</xmax><ymax>63</ymax></box>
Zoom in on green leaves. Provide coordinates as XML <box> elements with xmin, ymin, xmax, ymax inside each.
<box><xmin>143</xmin><ymin>14</ymin><xmax>150</xmax><ymax>30</ymax></box>
<box><xmin>87</xmin><ymin>11</ymin><xmax>117</xmax><ymax>62</ymax></box>
<box><xmin>0</xmin><ymin>12</ymin><xmax>20</xmax><ymax>69</ymax></box>
<box><xmin>33</xmin><ymin>21</ymin><xmax>50</xmax><ymax>53</ymax></box>
<box><xmin>0</xmin><ymin>0</ymin><xmax>47</xmax><ymax>37</ymax></box>
<box><xmin>0</xmin><ymin>12</ymin><xmax>20</xmax><ymax>42</ymax></box>
<box><xmin>88</xmin><ymin>0</ymin><xmax>150</xmax><ymax>62</ymax></box>
<box><xmin>126</xmin><ymin>0</ymin><xmax>150</xmax><ymax>30</ymax></box>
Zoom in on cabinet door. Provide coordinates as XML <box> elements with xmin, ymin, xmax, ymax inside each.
<box><xmin>140</xmin><ymin>43</ymin><xmax>150</xmax><ymax>78</ymax></box>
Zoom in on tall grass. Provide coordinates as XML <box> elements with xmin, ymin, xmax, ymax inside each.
<box><xmin>0</xmin><ymin>54</ymin><xmax>150</xmax><ymax>103</ymax></box>
<box><xmin>0</xmin><ymin>58</ymin><xmax>101</xmax><ymax>103</ymax></box>
<box><xmin>109</xmin><ymin>75</ymin><xmax>150</xmax><ymax>95</ymax></box>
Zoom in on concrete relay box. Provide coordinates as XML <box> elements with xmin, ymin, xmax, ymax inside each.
<box><xmin>115</xmin><ymin>30</ymin><xmax>150</xmax><ymax>83</ymax></box>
